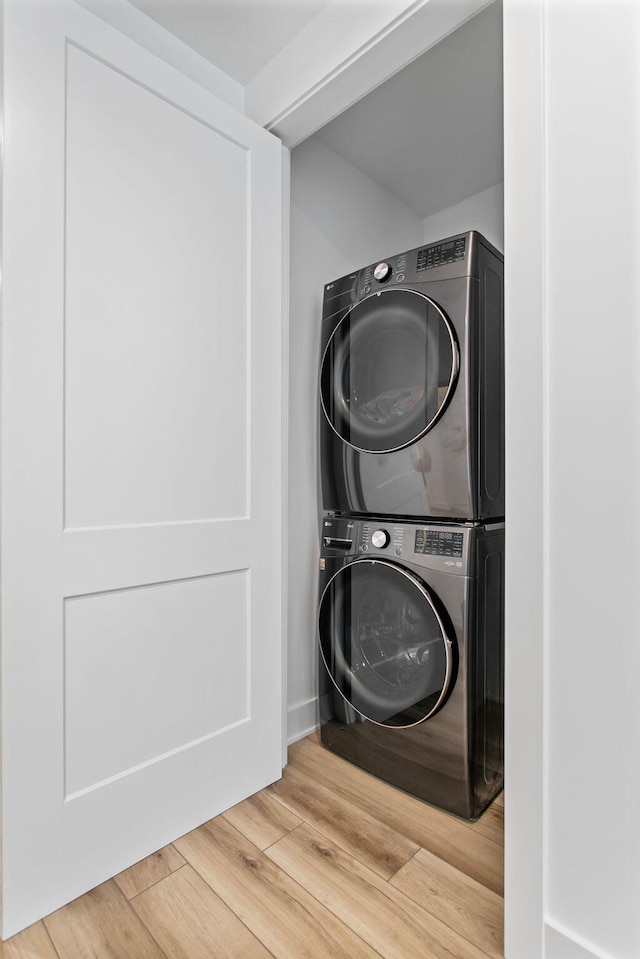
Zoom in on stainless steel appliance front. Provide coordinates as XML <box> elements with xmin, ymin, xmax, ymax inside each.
<box><xmin>319</xmin><ymin>231</ymin><xmax>504</xmax><ymax>522</ymax></box>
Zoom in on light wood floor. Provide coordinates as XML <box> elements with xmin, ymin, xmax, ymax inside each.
<box><xmin>1</xmin><ymin>734</ymin><xmax>504</xmax><ymax>959</ymax></box>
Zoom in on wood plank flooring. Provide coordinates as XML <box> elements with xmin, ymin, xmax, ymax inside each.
<box><xmin>0</xmin><ymin>733</ymin><xmax>504</xmax><ymax>959</ymax></box>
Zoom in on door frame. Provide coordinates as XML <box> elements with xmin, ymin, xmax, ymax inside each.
<box><xmin>254</xmin><ymin>2</ymin><xmax>547</xmax><ymax>956</ymax></box>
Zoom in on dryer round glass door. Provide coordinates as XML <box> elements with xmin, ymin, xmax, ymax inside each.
<box><xmin>320</xmin><ymin>289</ymin><xmax>459</xmax><ymax>453</ymax></box>
<box><xmin>318</xmin><ymin>559</ymin><xmax>454</xmax><ymax>728</ymax></box>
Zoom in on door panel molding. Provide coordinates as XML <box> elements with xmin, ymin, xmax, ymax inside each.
<box><xmin>63</xmin><ymin>520</ymin><xmax>252</xmax><ymax>595</ymax></box>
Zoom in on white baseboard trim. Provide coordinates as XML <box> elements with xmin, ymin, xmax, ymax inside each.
<box><xmin>286</xmin><ymin>696</ymin><xmax>319</xmax><ymax>746</ymax></box>
<box><xmin>545</xmin><ymin>920</ymin><xmax>612</xmax><ymax>959</ymax></box>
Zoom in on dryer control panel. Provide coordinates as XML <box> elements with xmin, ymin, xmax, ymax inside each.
<box><xmin>416</xmin><ymin>236</ymin><xmax>466</xmax><ymax>272</ymax></box>
<box><xmin>355</xmin><ymin>231</ymin><xmax>477</xmax><ymax>297</ymax></box>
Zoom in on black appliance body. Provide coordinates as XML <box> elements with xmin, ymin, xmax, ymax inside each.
<box><xmin>318</xmin><ymin>514</ymin><xmax>504</xmax><ymax>820</ymax></box>
<box><xmin>320</xmin><ymin>231</ymin><xmax>504</xmax><ymax>523</ymax></box>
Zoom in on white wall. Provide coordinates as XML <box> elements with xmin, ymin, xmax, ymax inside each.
<box><xmin>544</xmin><ymin>3</ymin><xmax>640</xmax><ymax>957</ymax></box>
<box><xmin>287</xmin><ymin>137</ymin><xmax>424</xmax><ymax>742</ymax></box>
<box><xmin>505</xmin><ymin>2</ymin><xmax>640</xmax><ymax>958</ymax></box>
<box><xmin>422</xmin><ymin>183</ymin><xmax>503</xmax><ymax>252</ymax></box>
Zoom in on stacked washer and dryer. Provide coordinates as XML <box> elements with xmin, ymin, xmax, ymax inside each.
<box><xmin>316</xmin><ymin>231</ymin><xmax>504</xmax><ymax>820</ymax></box>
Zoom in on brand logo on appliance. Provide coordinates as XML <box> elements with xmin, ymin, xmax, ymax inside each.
<box><xmin>444</xmin><ymin>561</ymin><xmax>463</xmax><ymax>568</ymax></box>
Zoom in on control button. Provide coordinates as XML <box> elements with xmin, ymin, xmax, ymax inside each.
<box><xmin>362</xmin><ymin>544</ymin><xmax>369</xmax><ymax>551</ymax></box>
<box><xmin>363</xmin><ymin>284</ymin><xmax>371</xmax><ymax>294</ymax></box>
<box><xmin>371</xmin><ymin>529</ymin><xmax>390</xmax><ymax>549</ymax></box>
<box><xmin>395</xmin><ymin>548</ymin><xmax>402</xmax><ymax>556</ymax></box>
<box><xmin>396</xmin><ymin>273</ymin><xmax>405</xmax><ymax>283</ymax></box>
<box><xmin>373</xmin><ymin>262</ymin><xmax>392</xmax><ymax>283</ymax></box>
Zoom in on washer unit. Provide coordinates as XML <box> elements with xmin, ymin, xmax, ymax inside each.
<box><xmin>318</xmin><ymin>514</ymin><xmax>504</xmax><ymax>820</ymax></box>
<box><xmin>320</xmin><ymin>231</ymin><xmax>504</xmax><ymax>522</ymax></box>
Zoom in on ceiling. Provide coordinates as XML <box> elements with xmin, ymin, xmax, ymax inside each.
<box><xmin>125</xmin><ymin>0</ymin><xmax>503</xmax><ymax>218</ymax></box>
<box><xmin>126</xmin><ymin>0</ymin><xmax>329</xmax><ymax>84</ymax></box>
<box><xmin>313</xmin><ymin>0</ymin><xmax>503</xmax><ymax>218</ymax></box>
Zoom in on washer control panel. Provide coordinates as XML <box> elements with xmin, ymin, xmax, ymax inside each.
<box><xmin>320</xmin><ymin>516</ymin><xmax>475</xmax><ymax>574</ymax></box>
<box><xmin>414</xmin><ymin>529</ymin><xmax>464</xmax><ymax>557</ymax></box>
<box><xmin>360</xmin><ymin>522</ymin><xmax>405</xmax><ymax>557</ymax></box>
<box><xmin>321</xmin><ymin>516</ymin><xmax>355</xmax><ymax>552</ymax></box>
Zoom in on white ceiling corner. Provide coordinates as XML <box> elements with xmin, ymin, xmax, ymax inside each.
<box><xmin>125</xmin><ymin>0</ymin><xmax>329</xmax><ymax>84</ymax></box>
<box><xmin>312</xmin><ymin>0</ymin><xmax>504</xmax><ymax>219</ymax></box>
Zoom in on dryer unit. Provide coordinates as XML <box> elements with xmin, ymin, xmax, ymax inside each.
<box><xmin>318</xmin><ymin>514</ymin><xmax>504</xmax><ymax>820</ymax></box>
<box><xmin>319</xmin><ymin>231</ymin><xmax>504</xmax><ymax>523</ymax></box>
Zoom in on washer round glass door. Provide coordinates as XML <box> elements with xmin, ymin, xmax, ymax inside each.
<box><xmin>320</xmin><ymin>288</ymin><xmax>458</xmax><ymax>453</ymax></box>
<box><xmin>318</xmin><ymin>559</ymin><xmax>454</xmax><ymax>728</ymax></box>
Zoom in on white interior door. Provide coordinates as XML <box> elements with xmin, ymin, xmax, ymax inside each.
<box><xmin>1</xmin><ymin>0</ymin><xmax>284</xmax><ymax>937</ymax></box>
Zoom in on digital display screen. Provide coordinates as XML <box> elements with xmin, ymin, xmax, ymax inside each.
<box><xmin>417</xmin><ymin>237</ymin><xmax>466</xmax><ymax>271</ymax></box>
<box><xmin>414</xmin><ymin>529</ymin><xmax>464</xmax><ymax>557</ymax></box>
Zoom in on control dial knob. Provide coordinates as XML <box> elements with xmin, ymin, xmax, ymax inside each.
<box><xmin>373</xmin><ymin>262</ymin><xmax>392</xmax><ymax>283</ymax></box>
<box><xmin>371</xmin><ymin>529</ymin><xmax>390</xmax><ymax>549</ymax></box>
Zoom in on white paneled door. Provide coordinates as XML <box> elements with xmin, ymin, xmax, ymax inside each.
<box><xmin>1</xmin><ymin>0</ymin><xmax>284</xmax><ymax>937</ymax></box>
